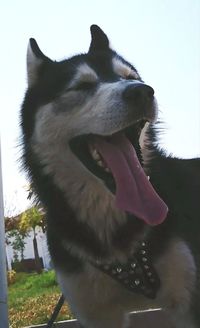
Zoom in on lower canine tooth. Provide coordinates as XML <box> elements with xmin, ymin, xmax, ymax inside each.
<box><xmin>98</xmin><ymin>160</ymin><xmax>104</xmax><ymax>167</ymax></box>
<box><xmin>93</xmin><ymin>149</ymin><xmax>100</xmax><ymax>160</ymax></box>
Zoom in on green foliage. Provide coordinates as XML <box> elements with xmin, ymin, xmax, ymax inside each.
<box><xmin>8</xmin><ymin>271</ymin><xmax>73</xmax><ymax>328</ymax></box>
<box><xmin>6</xmin><ymin>206</ymin><xmax>46</xmax><ymax>273</ymax></box>
<box><xmin>9</xmin><ymin>271</ymin><xmax>57</xmax><ymax>305</ymax></box>
<box><xmin>19</xmin><ymin>206</ymin><xmax>46</xmax><ymax>234</ymax></box>
<box><xmin>7</xmin><ymin>229</ymin><xmax>28</xmax><ymax>260</ymax></box>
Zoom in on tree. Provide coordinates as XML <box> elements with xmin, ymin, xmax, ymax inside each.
<box><xmin>19</xmin><ymin>207</ymin><xmax>46</xmax><ymax>274</ymax></box>
<box><xmin>6</xmin><ymin>229</ymin><xmax>28</xmax><ymax>261</ymax></box>
<box><xmin>5</xmin><ymin>216</ymin><xmax>28</xmax><ymax>268</ymax></box>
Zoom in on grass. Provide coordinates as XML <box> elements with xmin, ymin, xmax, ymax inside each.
<box><xmin>8</xmin><ymin>271</ymin><xmax>74</xmax><ymax>328</ymax></box>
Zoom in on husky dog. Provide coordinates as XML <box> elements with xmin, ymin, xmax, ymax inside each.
<box><xmin>21</xmin><ymin>25</ymin><xmax>200</xmax><ymax>327</ymax></box>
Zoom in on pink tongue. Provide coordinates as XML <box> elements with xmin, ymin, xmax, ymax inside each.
<box><xmin>94</xmin><ymin>134</ymin><xmax>168</xmax><ymax>226</ymax></box>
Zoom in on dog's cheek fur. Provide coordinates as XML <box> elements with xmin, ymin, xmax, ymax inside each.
<box><xmin>30</xmin><ymin>95</ymin><xmax>148</xmax><ymax>259</ymax></box>
<box><xmin>31</xmin><ymin>103</ymin><xmax>129</xmax><ymax>247</ymax></box>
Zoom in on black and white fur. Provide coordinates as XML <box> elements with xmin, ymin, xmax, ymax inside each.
<box><xmin>21</xmin><ymin>25</ymin><xmax>200</xmax><ymax>327</ymax></box>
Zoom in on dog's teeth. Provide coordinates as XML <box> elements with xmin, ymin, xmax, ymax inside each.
<box><xmin>98</xmin><ymin>160</ymin><xmax>104</xmax><ymax>167</ymax></box>
<box><xmin>92</xmin><ymin>149</ymin><xmax>100</xmax><ymax>160</ymax></box>
<box><xmin>90</xmin><ymin>146</ymin><xmax>110</xmax><ymax>172</ymax></box>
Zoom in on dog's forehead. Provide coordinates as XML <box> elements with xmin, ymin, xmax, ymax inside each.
<box><xmin>71</xmin><ymin>54</ymin><xmax>139</xmax><ymax>80</ymax></box>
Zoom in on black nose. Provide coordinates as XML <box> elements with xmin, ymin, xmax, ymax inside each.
<box><xmin>123</xmin><ymin>83</ymin><xmax>154</xmax><ymax>104</ymax></box>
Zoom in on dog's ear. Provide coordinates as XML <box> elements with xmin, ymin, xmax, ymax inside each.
<box><xmin>89</xmin><ymin>25</ymin><xmax>110</xmax><ymax>53</ymax></box>
<box><xmin>27</xmin><ymin>38</ymin><xmax>52</xmax><ymax>87</ymax></box>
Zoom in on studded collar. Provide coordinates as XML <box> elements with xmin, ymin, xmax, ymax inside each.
<box><xmin>93</xmin><ymin>241</ymin><xmax>160</xmax><ymax>299</ymax></box>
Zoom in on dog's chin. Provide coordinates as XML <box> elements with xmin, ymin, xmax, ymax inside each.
<box><xmin>69</xmin><ymin>120</ymin><xmax>146</xmax><ymax>194</ymax></box>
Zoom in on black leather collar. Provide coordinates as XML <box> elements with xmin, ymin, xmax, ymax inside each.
<box><xmin>93</xmin><ymin>241</ymin><xmax>160</xmax><ymax>299</ymax></box>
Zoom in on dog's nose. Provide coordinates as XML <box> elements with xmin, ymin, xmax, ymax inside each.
<box><xmin>123</xmin><ymin>83</ymin><xmax>154</xmax><ymax>104</ymax></box>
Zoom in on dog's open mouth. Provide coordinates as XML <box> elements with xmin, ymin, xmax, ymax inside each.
<box><xmin>70</xmin><ymin>121</ymin><xmax>168</xmax><ymax>226</ymax></box>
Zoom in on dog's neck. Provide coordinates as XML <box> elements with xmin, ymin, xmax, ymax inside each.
<box><xmin>92</xmin><ymin>240</ymin><xmax>160</xmax><ymax>299</ymax></box>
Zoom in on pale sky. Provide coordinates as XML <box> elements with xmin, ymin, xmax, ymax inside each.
<box><xmin>0</xmin><ymin>0</ymin><xmax>200</xmax><ymax>215</ymax></box>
